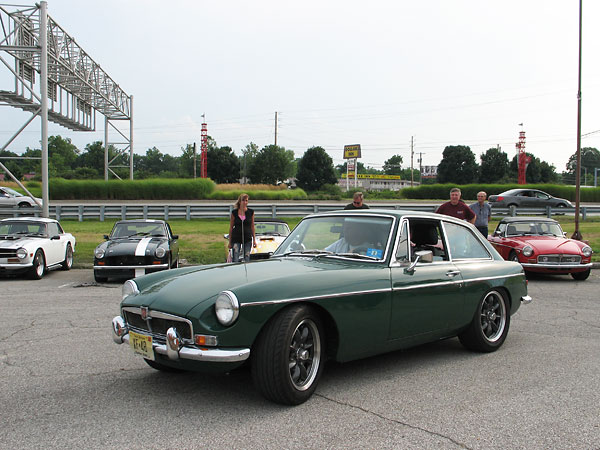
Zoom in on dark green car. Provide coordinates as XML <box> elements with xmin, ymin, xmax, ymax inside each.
<box><xmin>112</xmin><ymin>210</ymin><xmax>532</xmax><ymax>405</ymax></box>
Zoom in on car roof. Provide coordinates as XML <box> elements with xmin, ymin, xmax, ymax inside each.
<box><xmin>306</xmin><ymin>209</ymin><xmax>473</xmax><ymax>226</ymax></box>
<box><xmin>115</xmin><ymin>219</ymin><xmax>166</xmax><ymax>224</ymax></box>
<box><xmin>254</xmin><ymin>218</ymin><xmax>288</xmax><ymax>223</ymax></box>
<box><xmin>498</xmin><ymin>216</ymin><xmax>558</xmax><ymax>224</ymax></box>
<box><xmin>0</xmin><ymin>217</ymin><xmax>56</xmax><ymax>223</ymax></box>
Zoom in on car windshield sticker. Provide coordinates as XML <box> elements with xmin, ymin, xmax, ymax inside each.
<box><xmin>366</xmin><ymin>248</ymin><xmax>383</xmax><ymax>259</ymax></box>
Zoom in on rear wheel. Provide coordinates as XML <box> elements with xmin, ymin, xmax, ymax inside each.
<box><xmin>29</xmin><ymin>250</ymin><xmax>46</xmax><ymax>280</ymax></box>
<box><xmin>509</xmin><ymin>250</ymin><xmax>519</xmax><ymax>263</ymax></box>
<box><xmin>571</xmin><ymin>269</ymin><xmax>590</xmax><ymax>281</ymax></box>
<box><xmin>61</xmin><ymin>243</ymin><xmax>73</xmax><ymax>270</ymax></box>
<box><xmin>459</xmin><ymin>290</ymin><xmax>510</xmax><ymax>352</ymax></box>
<box><xmin>252</xmin><ymin>305</ymin><xmax>324</xmax><ymax>405</ymax></box>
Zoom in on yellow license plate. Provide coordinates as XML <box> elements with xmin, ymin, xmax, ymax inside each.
<box><xmin>129</xmin><ymin>331</ymin><xmax>154</xmax><ymax>361</ymax></box>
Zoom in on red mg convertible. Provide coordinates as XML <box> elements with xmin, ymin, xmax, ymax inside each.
<box><xmin>488</xmin><ymin>217</ymin><xmax>593</xmax><ymax>280</ymax></box>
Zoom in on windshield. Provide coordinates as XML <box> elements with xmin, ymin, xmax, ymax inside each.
<box><xmin>255</xmin><ymin>221</ymin><xmax>290</xmax><ymax>236</ymax></box>
<box><xmin>111</xmin><ymin>222</ymin><xmax>166</xmax><ymax>238</ymax></box>
<box><xmin>2</xmin><ymin>187</ymin><xmax>23</xmax><ymax>197</ymax></box>
<box><xmin>499</xmin><ymin>189</ymin><xmax>521</xmax><ymax>196</ymax></box>
<box><xmin>0</xmin><ymin>221</ymin><xmax>46</xmax><ymax>236</ymax></box>
<box><xmin>273</xmin><ymin>215</ymin><xmax>393</xmax><ymax>261</ymax></box>
<box><xmin>505</xmin><ymin>221</ymin><xmax>564</xmax><ymax>237</ymax></box>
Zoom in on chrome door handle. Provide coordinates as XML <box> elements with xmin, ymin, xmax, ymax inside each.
<box><xmin>446</xmin><ymin>270</ymin><xmax>461</xmax><ymax>278</ymax></box>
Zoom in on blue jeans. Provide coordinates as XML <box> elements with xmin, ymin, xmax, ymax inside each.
<box><xmin>232</xmin><ymin>241</ymin><xmax>252</xmax><ymax>262</ymax></box>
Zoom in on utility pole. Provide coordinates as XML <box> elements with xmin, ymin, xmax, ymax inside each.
<box><xmin>193</xmin><ymin>142</ymin><xmax>197</xmax><ymax>179</ymax></box>
<box><xmin>274</xmin><ymin>111</ymin><xmax>278</xmax><ymax>146</ymax></box>
<box><xmin>418</xmin><ymin>152</ymin><xmax>425</xmax><ymax>183</ymax></box>
<box><xmin>572</xmin><ymin>0</ymin><xmax>583</xmax><ymax>240</ymax></box>
<box><xmin>410</xmin><ymin>136</ymin><xmax>414</xmax><ymax>187</ymax></box>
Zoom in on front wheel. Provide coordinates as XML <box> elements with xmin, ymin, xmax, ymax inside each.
<box><xmin>459</xmin><ymin>290</ymin><xmax>510</xmax><ymax>352</ymax></box>
<box><xmin>61</xmin><ymin>243</ymin><xmax>73</xmax><ymax>270</ymax></box>
<box><xmin>29</xmin><ymin>250</ymin><xmax>46</xmax><ymax>279</ymax></box>
<box><xmin>509</xmin><ymin>251</ymin><xmax>519</xmax><ymax>263</ymax></box>
<box><xmin>252</xmin><ymin>305</ymin><xmax>324</xmax><ymax>405</ymax></box>
<box><xmin>571</xmin><ymin>269</ymin><xmax>590</xmax><ymax>281</ymax></box>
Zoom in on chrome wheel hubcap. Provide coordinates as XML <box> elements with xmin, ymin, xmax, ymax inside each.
<box><xmin>288</xmin><ymin>319</ymin><xmax>321</xmax><ymax>391</ymax></box>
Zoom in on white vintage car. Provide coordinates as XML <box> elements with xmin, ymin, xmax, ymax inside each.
<box><xmin>0</xmin><ymin>217</ymin><xmax>76</xmax><ymax>279</ymax></box>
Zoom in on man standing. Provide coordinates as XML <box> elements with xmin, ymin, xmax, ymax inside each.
<box><xmin>435</xmin><ymin>187</ymin><xmax>476</xmax><ymax>224</ymax></box>
<box><xmin>470</xmin><ymin>191</ymin><xmax>492</xmax><ymax>237</ymax></box>
<box><xmin>344</xmin><ymin>191</ymin><xmax>369</xmax><ymax>210</ymax></box>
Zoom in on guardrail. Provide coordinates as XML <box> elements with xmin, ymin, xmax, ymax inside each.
<box><xmin>1</xmin><ymin>204</ymin><xmax>599</xmax><ymax>221</ymax></box>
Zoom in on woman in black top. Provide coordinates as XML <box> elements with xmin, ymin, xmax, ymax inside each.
<box><xmin>228</xmin><ymin>193</ymin><xmax>256</xmax><ymax>262</ymax></box>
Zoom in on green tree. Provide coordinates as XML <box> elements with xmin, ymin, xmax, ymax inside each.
<box><xmin>479</xmin><ymin>147</ymin><xmax>509</xmax><ymax>183</ymax></box>
<box><xmin>240</xmin><ymin>142</ymin><xmax>259</xmax><ymax>182</ymax></box>
<box><xmin>0</xmin><ymin>149</ymin><xmax>23</xmax><ymax>179</ymax></box>
<box><xmin>248</xmin><ymin>145</ymin><xmax>294</xmax><ymax>184</ymax></box>
<box><xmin>178</xmin><ymin>144</ymin><xmax>196</xmax><ymax>178</ymax></box>
<box><xmin>335</xmin><ymin>161</ymin><xmax>366</xmax><ymax>177</ymax></box>
<box><xmin>295</xmin><ymin>146</ymin><xmax>337</xmax><ymax>191</ymax></box>
<box><xmin>565</xmin><ymin>147</ymin><xmax>600</xmax><ymax>184</ymax></box>
<box><xmin>207</xmin><ymin>146</ymin><xmax>240</xmax><ymax>183</ymax></box>
<box><xmin>383</xmin><ymin>155</ymin><xmax>403</xmax><ymax>175</ymax></box>
<box><xmin>48</xmin><ymin>135</ymin><xmax>79</xmax><ymax>177</ymax></box>
<box><xmin>509</xmin><ymin>153</ymin><xmax>557</xmax><ymax>183</ymax></box>
<box><xmin>437</xmin><ymin>145</ymin><xmax>479</xmax><ymax>184</ymax></box>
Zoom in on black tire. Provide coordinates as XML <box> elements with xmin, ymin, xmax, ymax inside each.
<box><xmin>143</xmin><ymin>358</ymin><xmax>185</xmax><ymax>373</ymax></box>
<box><xmin>29</xmin><ymin>249</ymin><xmax>46</xmax><ymax>280</ymax></box>
<box><xmin>571</xmin><ymin>269</ymin><xmax>590</xmax><ymax>281</ymax></box>
<box><xmin>459</xmin><ymin>290</ymin><xmax>510</xmax><ymax>353</ymax></box>
<box><xmin>509</xmin><ymin>251</ymin><xmax>519</xmax><ymax>263</ymax></box>
<box><xmin>94</xmin><ymin>271</ymin><xmax>108</xmax><ymax>283</ymax></box>
<box><xmin>507</xmin><ymin>203</ymin><xmax>517</xmax><ymax>209</ymax></box>
<box><xmin>252</xmin><ymin>305</ymin><xmax>325</xmax><ymax>405</ymax></box>
<box><xmin>18</xmin><ymin>202</ymin><xmax>31</xmax><ymax>208</ymax></box>
<box><xmin>61</xmin><ymin>243</ymin><xmax>73</xmax><ymax>270</ymax></box>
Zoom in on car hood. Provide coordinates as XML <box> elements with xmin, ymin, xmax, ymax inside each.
<box><xmin>0</xmin><ymin>236</ymin><xmax>43</xmax><ymax>248</ymax></box>
<box><xmin>124</xmin><ymin>257</ymin><xmax>388</xmax><ymax>317</ymax></box>
<box><xmin>99</xmin><ymin>237</ymin><xmax>167</xmax><ymax>256</ymax></box>
<box><xmin>517</xmin><ymin>236</ymin><xmax>584</xmax><ymax>254</ymax></box>
<box><xmin>252</xmin><ymin>235</ymin><xmax>286</xmax><ymax>254</ymax></box>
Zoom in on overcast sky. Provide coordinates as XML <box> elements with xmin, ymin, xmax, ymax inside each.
<box><xmin>2</xmin><ymin>0</ymin><xmax>600</xmax><ymax>174</ymax></box>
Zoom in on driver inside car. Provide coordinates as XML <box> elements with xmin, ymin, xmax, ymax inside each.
<box><xmin>325</xmin><ymin>220</ymin><xmax>371</xmax><ymax>254</ymax></box>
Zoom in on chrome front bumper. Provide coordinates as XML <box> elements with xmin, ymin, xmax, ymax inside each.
<box><xmin>521</xmin><ymin>262</ymin><xmax>592</xmax><ymax>269</ymax></box>
<box><xmin>521</xmin><ymin>295</ymin><xmax>533</xmax><ymax>304</ymax></box>
<box><xmin>95</xmin><ymin>263</ymin><xmax>169</xmax><ymax>270</ymax></box>
<box><xmin>111</xmin><ymin>316</ymin><xmax>250</xmax><ymax>363</ymax></box>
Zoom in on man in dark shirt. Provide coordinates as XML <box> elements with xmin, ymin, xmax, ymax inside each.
<box><xmin>344</xmin><ymin>191</ymin><xmax>369</xmax><ymax>210</ymax></box>
<box><xmin>436</xmin><ymin>188</ymin><xmax>476</xmax><ymax>224</ymax></box>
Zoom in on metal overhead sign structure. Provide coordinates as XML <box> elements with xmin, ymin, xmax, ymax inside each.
<box><xmin>0</xmin><ymin>1</ymin><xmax>132</xmax><ymax>217</ymax></box>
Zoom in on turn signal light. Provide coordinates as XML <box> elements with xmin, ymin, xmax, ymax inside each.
<box><xmin>497</xmin><ymin>196</ymin><xmax>504</xmax><ymax>201</ymax></box>
<box><xmin>195</xmin><ymin>334</ymin><xmax>218</xmax><ymax>346</ymax></box>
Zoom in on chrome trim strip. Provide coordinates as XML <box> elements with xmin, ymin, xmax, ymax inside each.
<box><xmin>393</xmin><ymin>280</ymin><xmax>462</xmax><ymax>291</ymax></box>
<box><xmin>242</xmin><ymin>287</ymin><xmax>392</xmax><ymax>307</ymax></box>
<box><xmin>121</xmin><ymin>334</ymin><xmax>250</xmax><ymax>362</ymax></box>
<box><xmin>461</xmin><ymin>272</ymin><xmax>526</xmax><ymax>284</ymax></box>
<box><xmin>122</xmin><ymin>306</ymin><xmax>194</xmax><ymax>337</ymax></box>
<box><xmin>94</xmin><ymin>264</ymin><xmax>169</xmax><ymax>270</ymax></box>
<box><xmin>521</xmin><ymin>295</ymin><xmax>533</xmax><ymax>304</ymax></box>
<box><xmin>521</xmin><ymin>262</ymin><xmax>592</xmax><ymax>269</ymax></box>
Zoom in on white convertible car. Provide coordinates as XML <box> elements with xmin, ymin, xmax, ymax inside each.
<box><xmin>0</xmin><ymin>217</ymin><xmax>76</xmax><ymax>279</ymax></box>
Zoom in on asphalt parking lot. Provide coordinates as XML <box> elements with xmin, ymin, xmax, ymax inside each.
<box><xmin>1</xmin><ymin>269</ymin><xmax>599</xmax><ymax>449</ymax></box>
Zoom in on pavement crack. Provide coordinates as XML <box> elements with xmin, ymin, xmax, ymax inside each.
<box><xmin>0</xmin><ymin>320</ymin><xmax>36</xmax><ymax>343</ymax></box>
<box><xmin>315</xmin><ymin>393</ymin><xmax>471</xmax><ymax>449</ymax></box>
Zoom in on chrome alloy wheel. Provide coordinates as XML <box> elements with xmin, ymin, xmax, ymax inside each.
<box><xmin>288</xmin><ymin>318</ymin><xmax>321</xmax><ymax>391</ymax></box>
<box><xmin>479</xmin><ymin>290</ymin><xmax>507</xmax><ymax>343</ymax></box>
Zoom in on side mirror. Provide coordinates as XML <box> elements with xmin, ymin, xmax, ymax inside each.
<box><xmin>404</xmin><ymin>250</ymin><xmax>433</xmax><ymax>274</ymax></box>
<box><xmin>172</xmin><ymin>234</ymin><xmax>179</xmax><ymax>240</ymax></box>
<box><xmin>104</xmin><ymin>234</ymin><xmax>109</xmax><ymax>240</ymax></box>
<box><xmin>50</xmin><ymin>235</ymin><xmax>60</xmax><ymax>240</ymax></box>
<box><xmin>223</xmin><ymin>233</ymin><xmax>229</xmax><ymax>239</ymax></box>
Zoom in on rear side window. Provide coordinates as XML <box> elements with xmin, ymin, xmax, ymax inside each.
<box><xmin>444</xmin><ymin>222</ymin><xmax>490</xmax><ymax>260</ymax></box>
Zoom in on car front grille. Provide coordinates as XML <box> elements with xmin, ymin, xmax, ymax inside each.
<box><xmin>537</xmin><ymin>254</ymin><xmax>582</xmax><ymax>265</ymax></box>
<box><xmin>0</xmin><ymin>249</ymin><xmax>17</xmax><ymax>258</ymax></box>
<box><xmin>122</xmin><ymin>307</ymin><xmax>193</xmax><ymax>341</ymax></box>
<box><xmin>105</xmin><ymin>255</ymin><xmax>154</xmax><ymax>266</ymax></box>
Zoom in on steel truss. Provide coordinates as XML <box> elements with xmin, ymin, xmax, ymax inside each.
<box><xmin>0</xmin><ymin>1</ymin><xmax>133</xmax><ymax>216</ymax></box>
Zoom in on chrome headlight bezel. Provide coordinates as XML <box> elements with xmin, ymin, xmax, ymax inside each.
<box><xmin>522</xmin><ymin>246</ymin><xmax>534</xmax><ymax>257</ymax></box>
<box><xmin>16</xmin><ymin>247</ymin><xmax>27</xmax><ymax>259</ymax></box>
<box><xmin>155</xmin><ymin>246</ymin><xmax>166</xmax><ymax>258</ymax></box>
<box><xmin>94</xmin><ymin>247</ymin><xmax>105</xmax><ymax>259</ymax></box>
<box><xmin>215</xmin><ymin>290</ymin><xmax>240</xmax><ymax>326</ymax></box>
<box><xmin>582</xmin><ymin>246</ymin><xmax>592</xmax><ymax>257</ymax></box>
<box><xmin>122</xmin><ymin>279</ymin><xmax>140</xmax><ymax>300</ymax></box>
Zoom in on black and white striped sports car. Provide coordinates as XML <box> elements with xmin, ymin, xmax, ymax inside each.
<box><xmin>93</xmin><ymin>219</ymin><xmax>179</xmax><ymax>282</ymax></box>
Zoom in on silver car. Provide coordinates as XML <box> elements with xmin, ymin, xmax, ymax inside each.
<box><xmin>0</xmin><ymin>186</ymin><xmax>41</xmax><ymax>208</ymax></box>
<box><xmin>488</xmin><ymin>189</ymin><xmax>572</xmax><ymax>209</ymax></box>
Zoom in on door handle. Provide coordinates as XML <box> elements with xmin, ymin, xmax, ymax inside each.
<box><xmin>446</xmin><ymin>270</ymin><xmax>461</xmax><ymax>278</ymax></box>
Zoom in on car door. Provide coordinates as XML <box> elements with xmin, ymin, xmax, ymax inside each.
<box><xmin>389</xmin><ymin>218</ymin><xmax>464</xmax><ymax>341</ymax></box>
<box><xmin>0</xmin><ymin>189</ymin><xmax>15</xmax><ymax>207</ymax></box>
<box><xmin>44</xmin><ymin>222</ymin><xmax>64</xmax><ymax>265</ymax></box>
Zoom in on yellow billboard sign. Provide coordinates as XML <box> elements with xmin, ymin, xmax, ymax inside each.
<box><xmin>341</xmin><ymin>173</ymin><xmax>403</xmax><ymax>180</ymax></box>
<box><xmin>343</xmin><ymin>144</ymin><xmax>361</xmax><ymax>159</ymax></box>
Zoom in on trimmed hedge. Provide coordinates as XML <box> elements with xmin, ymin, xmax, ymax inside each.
<box><xmin>208</xmin><ymin>188</ymin><xmax>308</xmax><ymax>200</ymax></box>
<box><xmin>400</xmin><ymin>183</ymin><xmax>600</xmax><ymax>202</ymax></box>
<box><xmin>49</xmin><ymin>178</ymin><xmax>216</xmax><ymax>200</ymax></box>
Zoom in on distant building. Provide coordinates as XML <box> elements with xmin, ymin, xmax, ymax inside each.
<box><xmin>338</xmin><ymin>174</ymin><xmax>418</xmax><ymax>191</ymax></box>
<box><xmin>23</xmin><ymin>173</ymin><xmax>36</xmax><ymax>181</ymax></box>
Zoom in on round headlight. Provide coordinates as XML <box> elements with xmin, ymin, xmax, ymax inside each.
<box><xmin>122</xmin><ymin>279</ymin><xmax>140</xmax><ymax>300</ymax></box>
<box><xmin>16</xmin><ymin>247</ymin><xmax>27</xmax><ymax>259</ymax></box>
<box><xmin>215</xmin><ymin>290</ymin><xmax>239</xmax><ymax>326</ymax></box>
<box><xmin>155</xmin><ymin>247</ymin><xmax>166</xmax><ymax>258</ymax></box>
<box><xmin>522</xmin><ymin>246</ymin><xmax>534</xmax><ymax>257</ymax></box>
<box><xmin>95</xmin><ymin>247</ymin><xmax>105</xmax><ymax>259</ymax></box>
<box><xmin>582</xmin><ymin>246</ymin><xmax>592</xmax><ymax>257</ymax></box>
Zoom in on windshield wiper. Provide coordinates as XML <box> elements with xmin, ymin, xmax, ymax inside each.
<box><xmin>272</xmin><ymin>249</ymin><xmax>334</xmax><ymax>258</ymax></box>
<box><xmin>336</xmin><ymin>252</ymin><xmax>379</xmax><ymax>260</ymax></box>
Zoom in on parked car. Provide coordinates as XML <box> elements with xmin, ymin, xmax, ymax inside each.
<box><xmin>0</xmin><ymin>217</ymin><xmax>75</xmax><ymax>279</ymax></box>
<box><xmin>488</xmin><ymin>217</ymin><xmax>593</xmax><ymax>280</ymax></box>
<box><xmin>224</xmin><ymin>218</ymin><xmax>291</xmax><ymax>261</ymax></box>
<box><xmin>94</xmin><ymin>219</ymin><xmax>179</xmax><ymax>282</ymax></box>
<box><xmin>111</xmin><ymin>210</ymin><xmax>531</xmax><ymax>405</ymax></box>
<box><xmin>0</xmin><ymin>186</ymin><xmax>41</xmax><ymax>208</ymax></box>
<box><xmin>488</xmin><ymin>189</ymin><xmax>572</xmax><ymax>209</ymax></box>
